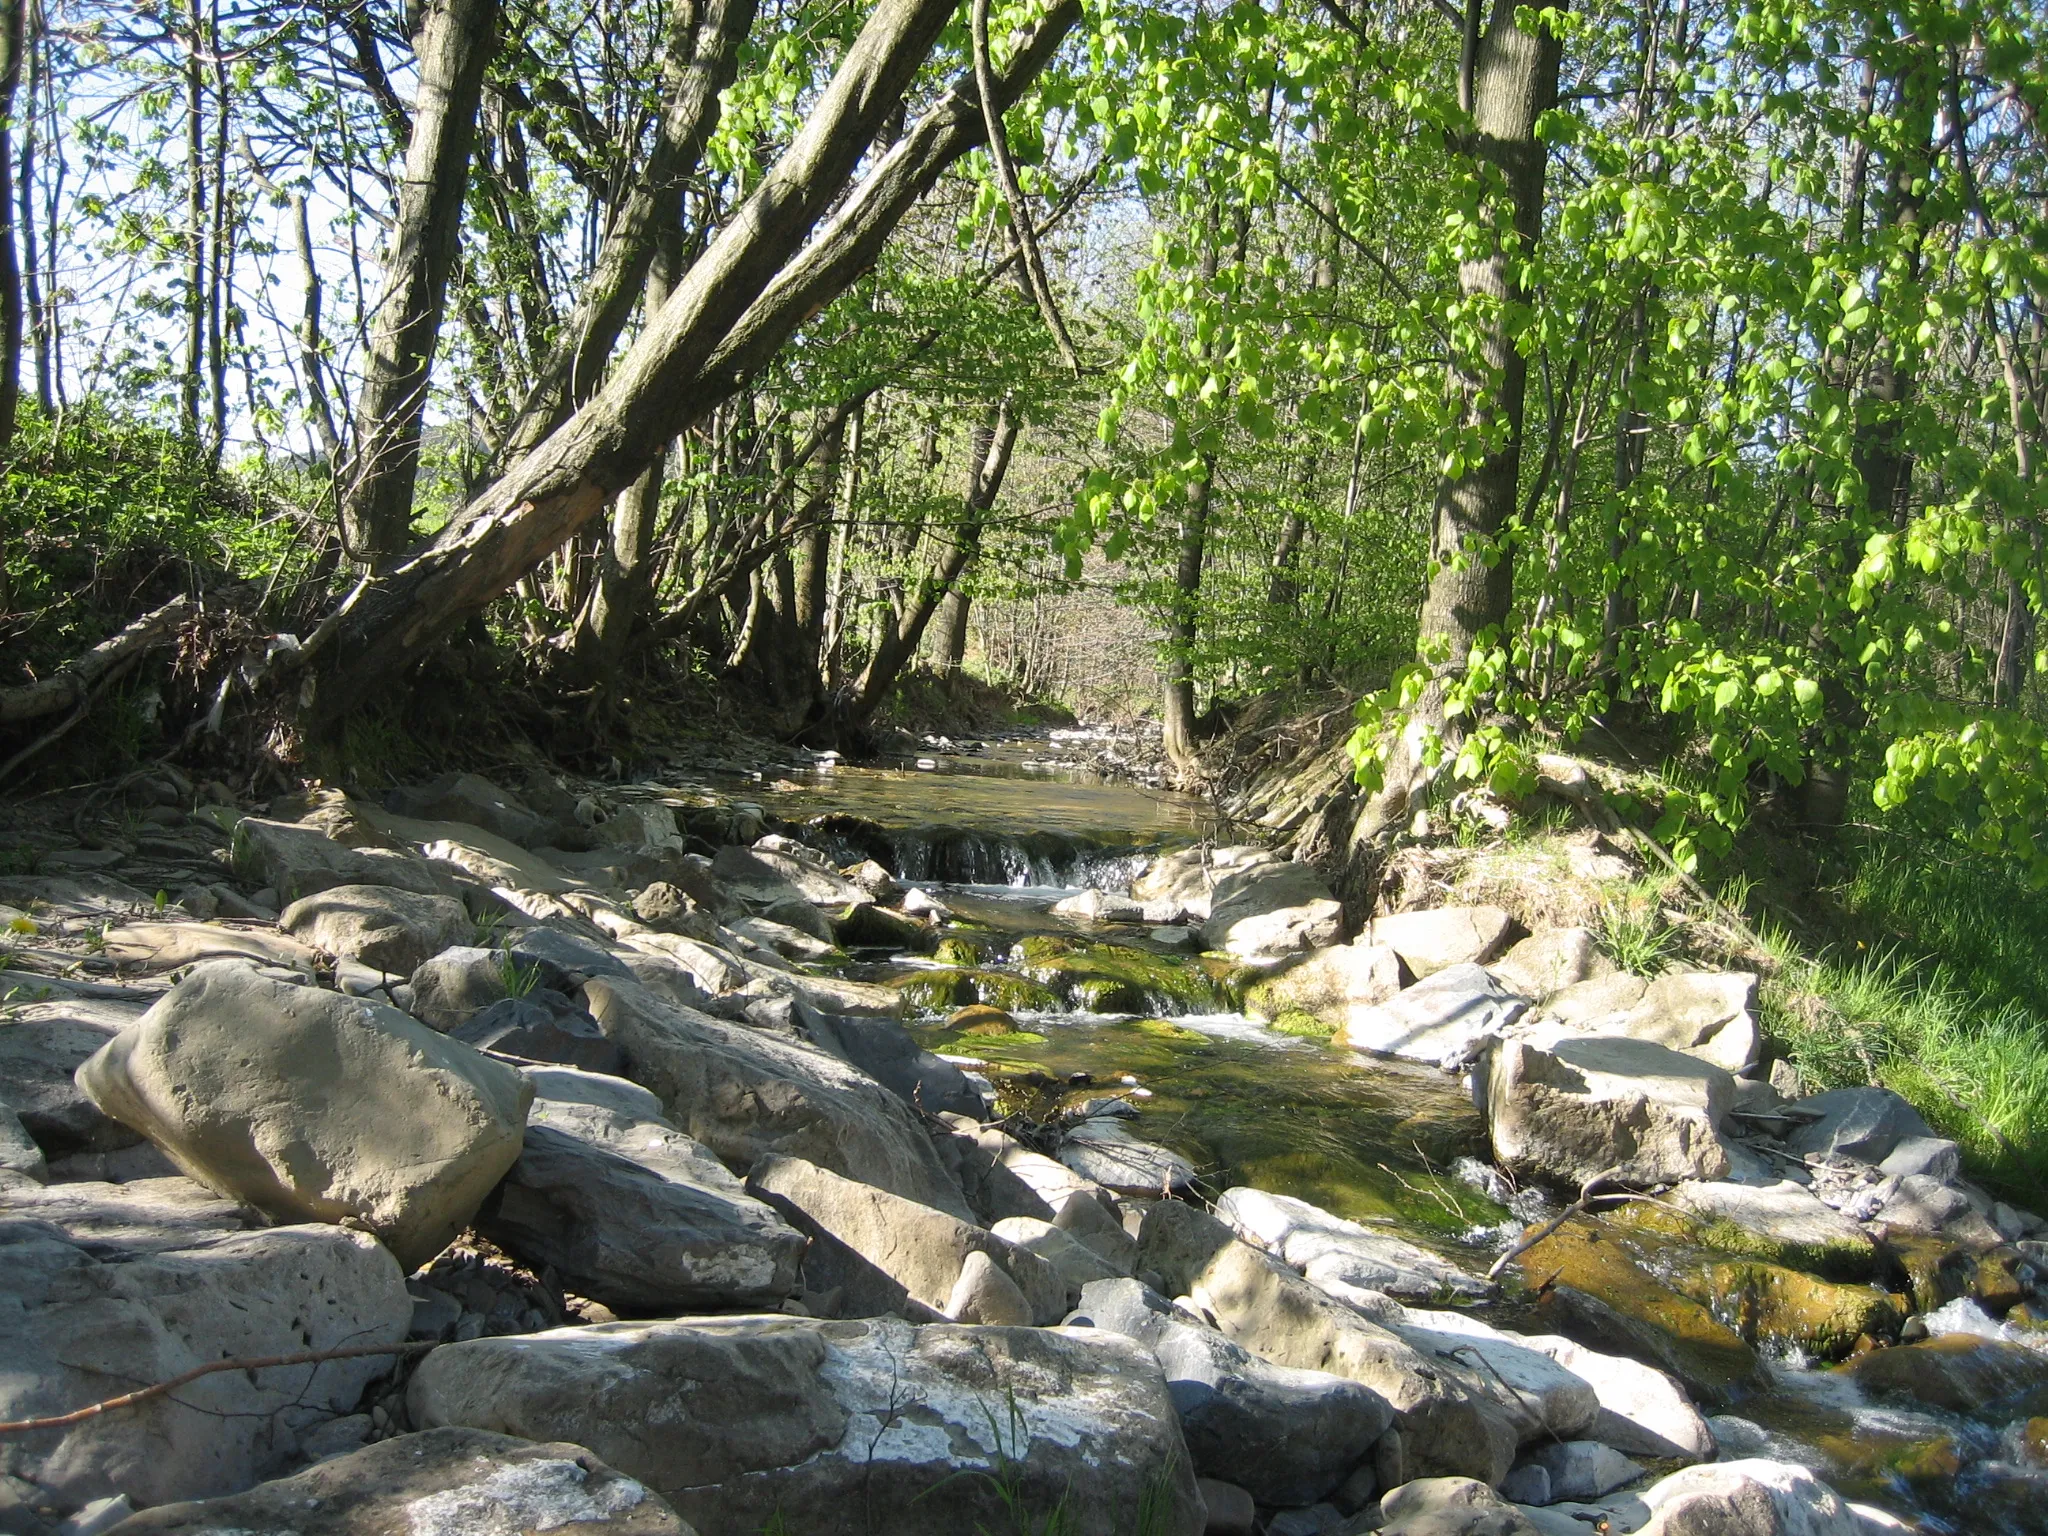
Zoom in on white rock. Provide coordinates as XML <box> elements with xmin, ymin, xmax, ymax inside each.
<box><xmin>1361</xmin><ymin>907</ymin><xmax>1514</xmax><ymax>979</ymax></box>
<box><xmin>1637</xmin><ymin>1458</ymin><xmax>1863</xmax><ymax>1535</ymax></box>
<box><xmin>1487</xmin><ymin>1035</ymin><xmax>1735</xmax><ymax>1187</ymax></box>
<box><xmin>1337</xmin><ymin>963</ymin><xmax>1529</xmax><ymax>1067</ymax></box>
<box><xmin>1214</xmin><ymin>1187</ymin><xmax>1488</xmax><ymax>1300</ymax></box>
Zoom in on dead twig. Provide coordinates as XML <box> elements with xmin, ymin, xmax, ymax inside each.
<box><xmin>1484</xmin><ymin>1167</ymin><xmax>1634</xmax><ymax>1284</ymax></box>
<box><xmin>0</xmin><ymin>1340</ymin><xmax>433</xmax><ymax>1436</ymax></box>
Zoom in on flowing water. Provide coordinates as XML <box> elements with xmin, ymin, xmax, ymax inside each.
<box><xmin>689</xmin><ymin>734</ymin><xmax>2034</xmax><ymax>1534</ymax></box>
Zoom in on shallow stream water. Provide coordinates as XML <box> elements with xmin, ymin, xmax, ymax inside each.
<box><xmin>691</xmin><ymin>735</ymin><xmax>2036</xmax><ymax>1534</ymax></box>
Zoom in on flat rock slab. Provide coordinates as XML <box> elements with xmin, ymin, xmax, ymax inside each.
<box><xmin>1215</xmin><ymin>1187</ymin><xmax>1488</xmax><ymax>1300</ymax></box>
<box><xmin>103</xmin><ymin>1427</ymin><xmax>693</xmax><ymax>1536</ymax></box>
<box><xmin>0</xmin><ymin>997</ymin><xmax>148</xmax><ymax>1153</ymax></box>
<box><xmin>1199</xmin><ymin>862</ymin><xmax>1344</xmax><ymax>961</ymax></box>
<box><xmin>1338</xmin><ymin>963</ymin><xmax>1529</xmax><ymax>1067</ymax></box>
<box><xmin>581</xmin><ymin>975</ymin><xmax>968</xmax><ymax>1218</ymax></box>
<box><xmin>282</xmin><ymin>885</ymin><xmax>474</xmax><ymax>975</ymax></box>
<box><xmin>231</xmin><ymin>817</ymin><xmax>446</xmax><ymax>905</ymax></box>
<box><xmin>99</xmin><ymin>923</ymin><xmax>318</xmax><ymax>974</ymax></box>
<box><xmin>1509</xmin><ymin>1334</ymin><xmax>1714</xmax><ymax>1463</ymax></box>
<box><xmin>485</xmin><ymin>1124</ymin><xmax>803</xmax><ymax>1312</ymax></box>
<box><xmin>1058</xmin><ymin>1117</ymin><xmax>1197</xmax><ymax>1196</ymax></box>
<box><xmin>407</xmin><ymin>1316</ymin><xmax>1205</xmax><ymax>1536</ymax></box>
<box><xmin>388</xmin><ymin>771</ymin><xmax>567</xmax><ymax>849</ymax></box>
<box><xmin>1536</xmin><ymin>971</ymin><xmax>1760</xmax><ymax>1074</ymax></box>
<box><xmin>1636</xmin><ymin>1458</ymin><xmax>1866</xmax><ymax>1536</ymax></box>
<box><xmin>1488</xmin><ymin>1035</ymin><xmax>1735</xmax><ymax>1187</ymax></box>
<box><xmin>0</xmin><ymin>1174</ymin><xmax>410</xmax><ymax>1515</ymax></box>
<box><xmin>1667</xmin><ymin>1180</ymin><xmax>1878</xmax><ymax>1278</ymax></box>
<box><xmin>746</xmin><ymin>1153</ymin><xmax>1063</xmax><ymax>1323</ymax></box>
<box><xmin>1488</xmin><ymin>928</ymin><xmax>1612</xmax><ymax>1002</ymax></box>
<box><xmin>79</xmin><ymin>962</ymin><xmax>533</xmax><ymax>1268</ymax></box>
<box><xmin>1362</xmin><ymin>907</ymin><xmax>1515</xmax><ymax>979</ymax></box>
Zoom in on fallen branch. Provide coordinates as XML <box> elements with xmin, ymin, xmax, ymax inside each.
<box><xmin>1484</xmin><ymin>1167</ymin><xmax>1630</xmax><ymax>1283</ymax></box>
<box><xmin>0</xmin><ymin>596</ymin><xmax>195</xmax><ymax>725</ymax></box>
<box><xmin>0</xmin><ymin>1339</ymin><xmax>433</xmax><ymax>1436</ymax></box>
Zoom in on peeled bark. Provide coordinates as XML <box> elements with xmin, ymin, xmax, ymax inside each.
<box><xmin>309</xmin><ymin>0</ymin><xmax>1080</xmax><ymax>721</ymax></box>
<box><xmin>1412</xmin><ymin>0</ymin><xmax>1562</xmax><ymax>692</ymax></box>
<box><xmin>338</xmin><ymin>0</ymin><xmax>502</xmax><ymax>562</ymax></box>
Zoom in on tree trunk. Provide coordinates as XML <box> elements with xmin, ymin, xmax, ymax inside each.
<box><xmin>338</xmin><ymin>0</ymin><xmax>502</xmax><ymax>563</ymax></box>
<box><xmin>1160</xmin><ymin>466</ymin><xmax>1212</xmax><ymax>771</ymax></box>
<box><xmin>307</xmin><ymin>0</ymin><xmax>1079</xmax><ymax>722</ymax></box>
<box><xmin>0</xmin><ymin>0</ymin><xmax>22</xmax><ymax>446</ymax></box>
<box><xmin>1412</xmin><ymin>0</ymin><xmax>1562</xmax><ymax>701</ymax></box>
<box><xmin>936</xmin><ymin>586</ymin><xmax>970</xmax><ymax>680</ymax></box>
<box><xmin>489</xmin><ymin>0</ymin><xmax>755</xmax><ymax>476</ymax></box>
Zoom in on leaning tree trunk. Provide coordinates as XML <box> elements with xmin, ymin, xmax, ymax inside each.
<box><xmin>489</xmin><ymin>0</ymin><xmax>755</xmax><ymax>478</ymax></box>
<box><xmin>0</xmin><ymin>0</ymin><xmax>23</xmax><ymax>447</ymax></box>
<box><xmin>306</xmin><ymin>0</ymin><xmax>1080</xmax><ymax>722</ymax></box>
<box><xmin>338</xmin><ymin>0</ymin><xmax>502</xmax><ymax>563</ymax></box>
<box><xmin>1160</xmin><ymin>467</ymin><xmax>1213</xmax><ymax>773</ymax></box>
<box><xmin>1412</xmin><ymin>0</ymin><xmax>1563</xmax><ymax>698</ymax></box>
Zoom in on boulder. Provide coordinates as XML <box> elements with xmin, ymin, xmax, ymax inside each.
<box><xmin>1487</xmin><ymin>1036</ymin><xmax>1735</xmax><ymax>1187</ymax></box>
<box><xmin>387</xmin><ymin>773</ymin><xmax>562</xmax><ymax>849</ymax></box>
<box><xmin>804</xmin><ymin>1011</ymin><xmax>987</xmax><ymax>1119</ymax></box>
<box><xmin>1197</xmin><ymin>1479</ymin><xmax>1257</xmax><ymax>1536</ymax></box>
<box><xmin>98</xmin><ymin>923</ymin><xmax>318</xmax><ymax>974</ymax></box>
<box><xmin>1052</xmin><ymin>889</ymin><xmax>1143</xmax><ymax>923</ymax></box>
<box><xmin>1</xmin><ymin>1098</ymin><xmax>48</xmax><ymax>1181</ymax></box>
<box><xmin>1137</xmin><ymin>1200</ymin><xmax>1521</xmax><ymax>1485</ymax></box>
<box><xmin>1215</xmin><ymin>1187</ymin><xmax>1489</xmax><ymax>1301</ymax></box>
<box><xmin>1488</xmin><ymin>929</ymin><xmax>1612</xmax><ymax>1002</ymax></box>
<box><xmin>1378</xmin><ymin>1308</ymin><xmax>1600</xmax><ymax>1447</ymax></box>
<box><xmin>1876</xmin><ymin>1136</ymin><xmax>1961</xmax><ymax>1183</ymax></box>
<box><xmin>1362</xmin><ymin>907</ymin><xmax>1514</xmax><ymax>979</ymax></box>
<box><xmin>581</xmin><ymin>974</ymin><xmax>970</xmax><ymax>1218</ymax></box>
<box><xmin>1509</xmin><ymin>1335</ymin><xmax>1714</xmax><ymax>1462</ymax></box>
<box><xmin>0</xmin><ymin>1175</ymin><xmax>410</xmax><ymax>1515</ymax></box>
<box><xmin>406</xmin><ymin>946</ymin><xmax>513</xmax><ymax>1029</ymax></box>
<box><xmin>1845</xmin><ymin>1333</ymin><xmax>2048</xmax><ymax>1414</ymax></box>
<box><xmin>1199</xmin><ymin>862</ymin><xmax>1344</xmax><ymax>961</ymax></box>
<box><xmin>230</xmin><ymin>816</ymin><xmax>444</xmax><ymax>905</ymax></box>
<box><xmin>104</xmin><ymin>1428</ymin><xmax>692</xmax><ymax>1536</ymax></box>
<box><xmin>0</xmin><ymin>999</ymin><xmax>146</xmax><ymax>1153</ymax></box>
<box><xmin>1373</xmin><ymin>1478</ymin><xmax>1544</xmax><ymax>1535</ymax></box>
<box><xmin>1665</xmin><ymin>1181</ymin><xmax>1878</xmax><ymax>1278</ymax></box>
<box><xmin>281</xmin><ymin>884</ymin><xmax>474</xmax><ymax>974</ymax></box>
<box><xmin>943</xmin><ymin>1248</ymin><xmax>1035</xmax><ymax>1323</ymax></box>
<box><xmin>729</xmin><ymin>915</ymin><xmax>841</xmax><ymax>963</ymax></box>
<box><xmin>508</xmin><ymin>927</ymin><xmax>634</xmax><ymax>983</ymax></box>
<box><xmin>1519</xmin><ymin>1441</ymin><xmax>1641</xmax><ymax>1501</ymax></box>
<box><xmin>77</xmin><ymin>963</ymin><xmax>533</xmax><ymax>1268</ymax></box>
<box><xmin>1538</xmin><ymin>972</ymin><xmax>1760</xmax><ymax>1074</ymax></box>
<box><xmin>1059</xmin><ymin>1116</ymin><xmax>1197</xmax><ymax>1196</ymax></box>
<box><xmin>713</xmin><ymin>845</ymin><xmax>867</xmax><ymax>908</ymax></box>
<box><xmin>484</xmin><ymin>1124</ymin><xmax>803</xmax><ymax>1312</ymax></box>
<box><xmin>1132</xmin><ymin>846</ymin><xmax>1277</xmax><ymax>920</ymax></box>
<box><xmin>1782</xmin><ymin>1088</ymin><xmax>1935</xmax><ymax>1167</ymax></box>
<box><xmin>1069</xmin><ymin>1277</ymin><xmax>1392</xmax><ymax>1507</ymax></box>
<box><xmin>1338</xmin><ymin>964</ymin><xmax>1529</xmax><ymax>1068</ymax></box>
<box><xmin>1635</xmin><ymin>1459</ymin><xmax>1864</xmax><ymax>1536</ymax></box>
<box><xmin>407</xmin><ymin>1316</ymin><xmax>1206</xmax><ymax>1536</ymax></box>
<box><xmin>452</xmin><ymin>993</ymin><xmax>629</xmax><ymax>1076</ymax></box>
<box><xmin>1055</xmin><ymin>1185</ymin><xmax>1141</xmax><ymax>1268</ymax></box>
<box><xmin>1656</xmin><ymin>1259</ymin><xmax>1901</xmax><ymax>1361</ymax></box>
<box><xmin>1245</xmin><ymin>943</ymin><xmax>1405</xmax><ymax>1030</ymax></box>
<box><xmin>745</xmin><ymin>1153</ymin><xmax>1064</xmax><ymax>1322</ymax></box>
<box><xmin>993</xmin><ymin>1216</ymin><xmax>1128</xmax><ymax>1299</ymax></box>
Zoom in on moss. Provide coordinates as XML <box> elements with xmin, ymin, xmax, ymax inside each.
<box><xmin>1112</xmin><ymin>1017</ymin><xmax>1206</xmax><ymax>1044</ymax></box>
<box><xmin>1664</xmin><ymin>1259</ymin><xmax>1904</xmax><ymax>1361</ymax></box>
<box><xmin>1011</xmin><ymin>934</ymin><xmax>1222</xmax><ymax>1015</ymax></box>
<box><xmin>969</xmin><ymin>970</ymin><xmax>1063</xmax><ymax>1013</ymax></box>
<box><xmin>1268</xmin><ymin>1010</ymin><xmax>1336</xmax><ymax>1041</ymax></box>
<box><xmin>933</xmin><ymin>936</ymin><xmax>985</xmax><ymax>967</ymax></box>
<box><xmin>893</xmin><ymin>970</ymin><xmax>978</xmax><ymax>1014</ymax></box>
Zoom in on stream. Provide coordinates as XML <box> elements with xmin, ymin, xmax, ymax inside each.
<box><xmin>670</xmin><ymin>732</ymin><xmax>2040</xmax><ymax>1535</ymax></box>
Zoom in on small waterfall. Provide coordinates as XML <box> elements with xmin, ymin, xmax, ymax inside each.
<box><xmin>793</xmin><ymin>813</ymin><xmax>1163</xmax><ymax>890</ymax></box>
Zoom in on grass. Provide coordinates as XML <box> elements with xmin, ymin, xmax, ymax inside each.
<box><xmin>1594</xmin><ymin>883</ymin><xmax>1684</xmax><ymax>974</ymax></box>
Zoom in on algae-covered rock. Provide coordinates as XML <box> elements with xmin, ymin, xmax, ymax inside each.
<box><xmin>1011</xmin><ymin>935</ymin><xmax>1224</xmax><ymax>1015</ymax></box>
<box><xmin>1618</xmin><ymin>1181</ymin><xmax>1879</xmax><ymax>1280</ymax></box>
<box><xmin>1659</xmin><ymin>1258</ymin><xmax>1904</xmax><ymax>1361</ymax></box>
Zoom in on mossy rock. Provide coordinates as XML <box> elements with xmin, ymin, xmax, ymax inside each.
<box><xmin>1655</xmin><ymin>1255</ymin><xmax>1904</xmax><ymax>1361</ymax></box>
<box><xmin>1611</xmin><ymin>1195</ymin><xmax>1877</xmax><ymax>1282</ymax></box>
<box><xmin>1513</xmin><ymin>1216</ymin><xmax>1764</xmax><ymax>1402</ymax></box>
<box><xmin>948</xmin><ymin>1004</ymin><xmax>1019</xmax><ymax>1033</ymax></box>
<box><xmin>933</xmin><ymin>936</ymin><xmax>986</xmax><ymax>967</ymax></box>
<box><xmin>943</xmin><ymin>1028</ymin><xmax>1049</xmax><ymax>1052</ymax></box>
<box><xmin>1010</xmin><ymin>934</ymin><xmax>1223</xmax><ymax>1015</ymax></box>
<box><xmin>892</xmin><ymin>969</ymin><xmax>978</xmax><ymax>1014</ymax></box>
<box><xmin>1111</xmin><ymin>1017</ymin><xmax>1206</xmax><ymax>1045</ymax></box>
<box><xmin>1267</xmin><ymin>1010</ymin><xmax>1336</xmax><ymax>1041</ymax></box>
<box><xmin>968</xmin><ymin>970</ymin><xmax>1062</xmax><ymax>1013</ymax></box>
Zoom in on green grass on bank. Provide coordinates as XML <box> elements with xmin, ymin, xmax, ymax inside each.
<box><xmin>1732</xmin><ymin>832</ymin><xmax>2048</xmax><ymax>1201</ymax></box>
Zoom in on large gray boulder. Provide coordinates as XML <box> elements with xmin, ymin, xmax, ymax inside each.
<box><xmin>1058</xmin><ymin>1115</ymin><xmax>1197</xmax><ymax>1196</ymax></box>
<box><xmin>804</xmin><ymin>1010</ymin><xmax>987</xmax><ymax>1119</ymax></box>
<box><xmin>1782</xmin><ymin>1087</ymin><xmax>1935</xmax><ymax>1167</ymax></box>
<box><xmin>1199</xmin><ymin>862</ymin><xmax>1344</xmax><ymax>961</ymax></box>
<box><xmin>712</xmin><ymin>845</ymin><xmax>868</xmax><ymax>908</ymax></box>
<box><xmin>1373</xmin><ymin>1478</ymin><xmax>1544</xmax><ymax>1535</ymax></box>
<box><xmin>78</xmin><ymin>963</ymin><xmax>533</xmax><ymax>1268</ymax></box>
<box><xmin>387</xmin><ymin>772</ymin><xmax>564</xmax><ymax>849</ymax></box>
<box><xmin>1537</xmin><ymin>972</ymin><xmax>1761</xmax><ymax>1074</ymax></box>
<box><xmin>0</xmin><ymin>1174</ymin><xmax>411</xmax><ymax>1516</ymax></box>
<box><xmin>484</xmin><ymin>1124</ymin><xmax>804</xmax><ymax>1312</ymax></box>
<box><xmin>1362</xmin><ymin>907</ymin><xmax>1515</xmax><ymax>979</ymax></box>
<box><xmin>1137</xmin><ymin>1201</ymin><xmax>1520</xmax><ymax>1486</ymax></box>
<box><xmin>1487</xmin><ymin>1035</ymin><xmax>1735</xmax><ymax>1187</ymax></box>
<box><xmin>280</xmin><ymin>884</ymin><xmax>474</xmax><ymax>975</ymax></box>
<box><xmin>1244</xmin><ymin>942</ymin><xmax>1405</xmax><ymax>1030</ymax></box>
<box><xmin>1634</xmin><ymin>1458</ymin><xmax>1866</xmax><ymax>1535</ymax></box>
<box><xmin>1666</xmin><ymin>1181</ymin><xmax>1878</xmax><ymax>1278</ymax></box>
<box><xmin>1215</xmin><ymin>1187</ymin><xmax>1488</xmax><ymax>1301</ymax></box>
<box><xmin>1508</xmin><ymin>1335</ymin><xmax>1714</xmax><ymax>1463</ymax></box>
<box><xmin>745</xmin><ymin>1153</ymin><xmax>1064</xmax><ymax>1323</ymax></box>
<box><xmin>0</xmin><ymin>998</ymin><xmax>148</xmax><ymax>1154</ymax></box>
<box><xmin>581</xmin><ymin>974</ymin><xmax>970</xmax><ymax>1218</ymax></box>
<box><xmin>1</xmin><ymin>1097</ymin><xmax>47</xmax><ymax>1181</ymax></box>
<box><xmin>1069</xmin><ymin>1278</ymin><xmax>1391</xmax><ymax>1506</ymax></box>
<box><xmin>103</xmin><ymin>1428</ymin><xmax>693</xmax><ymax>1536</ymax></box>
<box><xmin>407</xmin><ymin>1316</ymin><xmax>1206</xmax><ymax>1536</ymax></box>
<box><xmin>1337</xmin><ymin>964</ymin><xmax>1529</xmax><ymax>1068</ymax></box>
<box><xmin>230</xmin><ymin>817</ymin><xmax>444</xmax><ymax>905</ymax></box>
<box><xmin>1487</xmin><ymin>927</ymin><xmax>1613</xmax><ymax>1002</ymax></box>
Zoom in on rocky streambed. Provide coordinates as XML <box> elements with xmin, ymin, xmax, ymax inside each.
<box><xmin>0</xmin><ymin>739</ymin><xmax>2041</xmax><ymax>1535</ymax></box>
